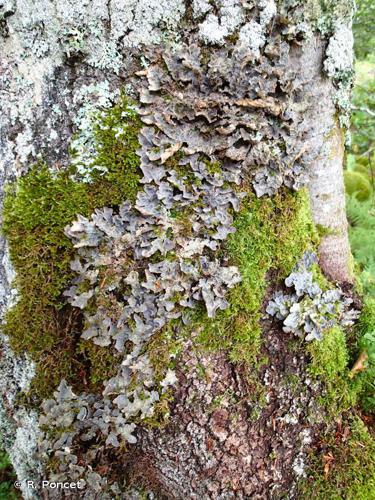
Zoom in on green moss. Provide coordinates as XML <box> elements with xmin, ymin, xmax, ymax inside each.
<box><xmin>146</xmin><ymin>320</ymin><xmax>184</xmax><ymax>382</ymax></box>
<box><xmin>299</xmin><ymin>416</ymin><xmax>375</xmax><ymax>500</ymax></box>
<box><xmin>307</xmin><ymin>327</ymin><xmax>357</xmax><ymax>417</ymax></box>
<box><xmin>316</xmin><ymin>223</ymin><xmax>336</xmax><ymax>237</ymax></box>
<box><xmin>168</xmin><ymin>151</ymin><xmax>199</xmax><ymax>187</ymax></box>
<box><xmin>309</xmin><ymin>327</ymin><xmax>348</xmax><ymax>379</ymax></box>
<box><xmin>201</xmin><ymin>158</ymin><xmax>222</xmax><ymax>175</ymax></box>
<box><xmin>310</xmin><ymin>262</ymin><xmax>331</xmax><ymax>291</ymax></box>
<box><xmin>357</xmin><ymin>297</ymin><xmax>375</xmax><ymax>342</ymax></box>
<box><xmin>0</xmin><ymin>444</ymin><xmax>17</xmax><ymax>500</ymax></box>
<box><xmin>77</xmin><ymin>341</ymin><xmax>122</xmax><ymax>388</ymax></box>
<box><xmin>88</xmin><ymin>93</ymin><xmax>142</xmax><ymax>206</ymax></box>
<box><xmin>195</xmin><ymin>188</ymin><xmax>318</xmax><ymax>366</ymax></box>
<box><xmin>2</xmin><ymin>95</ymin><xmax>142</xmax><ymax>400</ymax></box>
<box><xmin>352</xmin><ymin>298</ymin><xmax>375</xmax><ymax>412</ymax></box>
<box><xmin>2</xmin><ymin>165</ymin><xmax>91</xmax><ymax>398</ymax></box>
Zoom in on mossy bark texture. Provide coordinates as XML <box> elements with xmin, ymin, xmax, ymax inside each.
<box><xmin>1</xmin><ymin>1</ymin><xmax>369</xmax><ymax>499</ymax></box>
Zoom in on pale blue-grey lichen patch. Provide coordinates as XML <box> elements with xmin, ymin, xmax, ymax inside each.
<box><xmin>36</xmin><ymin>45</ymin><xmax>249</xmax><ymax>485</ymax></box>
<box><xmin>324</xmin><ymin>23</ymin><xmax>354</xmax><ymax>81</ymax></box>
<box><xmin>323</xmin><ymin>19</ymin><xmax>355</xmax><ymax>141</ymax></box>
<box><xmin>59</xmin><ymin>143</ymin><xmax>243</xmax><ymax>444</ymax></box>
<box><xmin>70</xmin><ymin>81</ymin><xmax>120</xmax><ymax>182</ymax></box>
<box><xmin>267</xmin><ymin>253</ymin><xmax>358</xmax><ymax>341</ymax></box>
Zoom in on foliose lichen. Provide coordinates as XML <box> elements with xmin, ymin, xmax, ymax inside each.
<box><xmin>56</xmin><ymin>130</ymin><xmax>244</xmax><ymax>450</ymax></box>
<box><xmin>267</xmin><ymin>252</ymin><xmax>359</xmax><ymax>341</ymax></box>
<box><xmin>2</xmin><ymin>91</ymin><xmax>144</xmax><ymax>402</ymax></box>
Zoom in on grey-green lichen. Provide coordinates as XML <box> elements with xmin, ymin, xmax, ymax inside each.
<box><xmin>267</xmin><ymin>252</ymin><xmax>358</xmax><ymax>341</ymax></box>
<box><xmin>1</xmin><ymin>92</ymin><xmax>145</xmax><ymax>496</ymax></box>
<box><xmin>322</xmin><ymin>9</ymin><xmax>355</xmax><ymax>139</ymax></box>
<box><xmin>198</xmin><ymin>0</ymin><xmax>245</xmax><ymax>45</ymax></box>
<box><xmin>70</xmin><ymin>81</ymin><xmax>121</xmax><ymax>181</ymax></box>
<box><xmin>324</xmin><ymin>23</ymin><xmax>354</xmax><ymax>81</ymax></box>
<box><xmin>38</xmin><ymin>108</ymin><xmax>245</xmax><ymax>484</ymax></box>
<box><xmin>273</xmin><ymin>1</ymin><xmax>355</xmax><ymax>140</ymax></box>
<box><xmin>0</xmin><ymin>330</ymin><xmax>41</xmax><ymax>500</ymax></box>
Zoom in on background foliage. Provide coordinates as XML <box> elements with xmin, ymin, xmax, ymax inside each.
<box><xmin>345</xmin><ymin>0</ymin><xmax>375</xmax><ymax>417</ymax></box>
<box><xmin>353</xmin><ymin>0</ymin><xmax>375</xmax><ymax>60</ymax></box>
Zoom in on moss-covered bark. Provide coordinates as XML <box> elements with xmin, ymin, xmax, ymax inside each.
<box><xmin>2</xmin><ymin>96</ymin><xmax>143</xmax><ymax>400</ymax></box>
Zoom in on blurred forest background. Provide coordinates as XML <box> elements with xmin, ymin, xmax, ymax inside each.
<box><xmin>344</xmin><ymin>0</ymin><xmax>375</xmax><ymax>417</ymax></box>
<box><xmin>346</xmin><ymin>0</ymin><xmax>375</xmax><ymax>299</ymax></box>
<box><xmin>0</xmin><ymin>1</ymin><xmax>374</xmax><ymax>498</ymax></box>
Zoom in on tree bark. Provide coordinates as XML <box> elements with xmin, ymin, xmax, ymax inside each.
<box><xmin>0</xmin><ymin>1</ymin><xmax>357</xmax><ymax>499</ymax></box>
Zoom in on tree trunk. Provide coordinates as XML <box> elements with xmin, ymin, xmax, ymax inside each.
<box><xmin>0</xmin><ymin>1</ymin><xmax>361</xmax><ymax>499</ymax></box>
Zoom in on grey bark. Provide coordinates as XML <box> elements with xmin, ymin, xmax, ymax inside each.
<box><xmin>309</xmin><ymin>123</ymin><xmax>353</xmax><ymax>283</ymax></box>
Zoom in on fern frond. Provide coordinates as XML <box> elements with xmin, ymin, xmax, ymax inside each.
<box><xmin>347</xmin><ymin>195</ymin><xmax>375</xmax><ymax>229</ymax></box>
